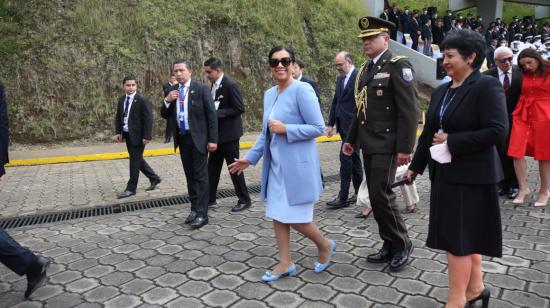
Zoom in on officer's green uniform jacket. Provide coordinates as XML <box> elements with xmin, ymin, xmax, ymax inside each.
<box><xmin>347</xmin><ymin>50</ymin><xmax>420</xmax><ymax>154</ymax></box>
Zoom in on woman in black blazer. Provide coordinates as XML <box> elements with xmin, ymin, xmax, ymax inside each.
<box><xmin>405</xmin><ymin>30</ymin><xmax>508</xmax><ymax>308</ymax></box>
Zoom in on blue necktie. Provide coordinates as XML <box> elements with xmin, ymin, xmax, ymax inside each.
<box><xmin>178</xmin><ymin>85</ymin><xmax>187</xmax><ymax>134</ymax></box>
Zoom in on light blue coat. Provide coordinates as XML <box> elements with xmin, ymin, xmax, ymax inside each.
<box><xmin>245</xmin><ymin>81</ymin><xmax>324</xmax><ymax>206</ymax></box>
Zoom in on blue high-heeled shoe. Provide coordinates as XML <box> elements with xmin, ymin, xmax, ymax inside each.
<box><xmin>261</xmin><ymin>263</ymin><xmax>297</xmax><ymax>282</ymax></box>
<box><xmin>314</xmin><ymin>239</ymin><xmax>336</xmax><ymax>273</ymax></box>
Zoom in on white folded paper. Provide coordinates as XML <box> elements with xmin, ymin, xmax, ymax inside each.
<box><xmin>214</xmin><ymin>100</ymin><xmax>220</xmax><ymax>110</ymax></box>
<box><xmin>430</xmin><ymin>143</ymin><xmax>452</xmax><ymax>164</ymax></box>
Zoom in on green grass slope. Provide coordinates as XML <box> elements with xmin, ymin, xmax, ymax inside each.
<box><xmin>0</xmin><ymin>0</ymin><xmax>367</xmax><ymax>142</ymax></box>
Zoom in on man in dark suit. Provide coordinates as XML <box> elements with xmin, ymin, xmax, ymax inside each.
<box><xmin>484</xmin><ymin>46</ymin><xmax>522</xmax><ymax>199</ymax></box>
<box><xmin>443</xmin><ymin>10</ymin><xmax>453</xmax><ymax>34</ymax></box>
<box><xmin>203</xmin><ymin>57</ymin><xmax>251</xmax><ymax>212</ymax></box>
<box><xmin>326</xmin><ymin>51</ymin><xmax>363</xmax><ymax>209</ymax></box>
<box><xmin>162</xmin><ymin>74</ymin><xmax>177</xmax><ymax>143</ymax></box>
<box><xmin>410</xmin><ymin>10</ymin><xmax>421</xmax><ymax>51</ymax></box>
<box><xmin>343</xmin><ymin>17</ymin><xmax>419</xmax><ymax>272</ymax></box>
<box><xmin>115</xmin><ymin>76</ymin><xmax>161</xmax><ymax>198</ymax></box>
<box><xmin>0</xmin><ymin>81</ymin><xmax>50</xmax><ymax>299</ymax></box>
<box><xmin>293</xmin><ymin>59</ymin><xmax>320</xmax><ymax>100</ymax></box>
<box><xmin>161</xmin><ymin>60</ymin><xmax>218</xmax><ymax>229</ymax></box>
<box><xmin>380</xmin><ymin>7</ymin><xmax>389</xmax><ymax>21</ymax></box>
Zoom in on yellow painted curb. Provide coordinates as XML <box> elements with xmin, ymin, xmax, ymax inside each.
<box><xmin>6</xmin><ymin>131</ymin><xmax>420</xmax><ymax>167</ymax></box>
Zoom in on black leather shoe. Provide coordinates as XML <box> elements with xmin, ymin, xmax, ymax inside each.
<box><xmin>117</xmin><ymin>190</ymin><xmax>136</xmax><ymax>199</ymax></box>
<box><xmin>326</xmin><ymin>197</ymin><xmax>349</xmax><ymax>209</ymax></box>
<box><xmin>389</xmin><ymin>242</ymin><xmax>414</xmax><ymax>272</ymax></box>
<box><xmin>208</xmin><ymin>201</ymin><xmax>217</xmax><ymax>206</ymax></box>
<box><xmin>507</xmin><ymin>188</ymin><xmax>519</xmax><ymax>199</ymax></box>
<box><xmin>366</xmin><ymin>247</ymin><xmax>393</xmax><ymax>263</ymax></box>
<box><xmin>348</xmin><ymin>194</ymin><xmax>357</xmax><ymax>204</ymax></box>
<box><xmin>164</xmin><ymin>138</ymin><xmax>171</xmax><ymax>144</ymax></box>
<box><xmin>185</xmin><ymin>212</ymin><xmax>197</xmax><ymax>224</ymax></box>
<box><xmin>232</xmin><ymin>201</ymin><xmax>251</xmax><ymax>212</ymax></box>
<box><xmin>25</xmin><ymin>256</ymin><xmax>50</xmax><ymax>299</ymax></box>
<box><xmin>498</xmin><ymin>187</ymin><xmax>507</xmax><ymax>196</ymax></box>
<box><xmin>190</xmin><ymin>217</ymin><xmax>209</xmax><ymax>229</ymax></box>
<box><xmin>145</xmin><ymin>178</ymin><xmax>161</xmax><ymax>191</ymax></box>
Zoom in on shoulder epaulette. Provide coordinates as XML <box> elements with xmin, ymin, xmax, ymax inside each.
<box><xmin>390</xmin><ymin>55</ymin><xmax>408</xmax><ymax>63</ymax></box>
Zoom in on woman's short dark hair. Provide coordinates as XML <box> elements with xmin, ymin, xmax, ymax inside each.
<box><xmin>440</xmin><ymin>29</ymin><xmax>486</xmax><ymax>70</ymax></box>
<box><xmin>268</xmin><ymin>46</ymin><xmax>295</xmax><ymax>62</ymax></box>
<box><xmin>517</xmin><ymin>48</ymin><xmax>550</xmax><ymax>76</ymax></box>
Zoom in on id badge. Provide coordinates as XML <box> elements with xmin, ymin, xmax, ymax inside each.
<box><xmin>377</xmin><ymin>89</ymin><xmax>383</xmax><ymax>96</ymax></box>
<box><xmin>178</xmin><ymin>113</ymin><xmax>184</xmax><ymax>122</ymax></box>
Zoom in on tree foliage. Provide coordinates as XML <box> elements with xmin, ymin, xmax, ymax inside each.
<box><xmin>0</xmin><ymin>0</ymin><xmax>367</xmax><ymax>142</ymax></box>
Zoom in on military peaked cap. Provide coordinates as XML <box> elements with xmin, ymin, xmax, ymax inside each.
<box><xmin>357</xmin><ymin>16</ymin><xmax>395</xmax><ymax>38</ymax></box>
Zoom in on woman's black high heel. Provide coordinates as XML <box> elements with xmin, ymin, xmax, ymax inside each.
<box><xmin>467</xmin><ymin>288</ymin><xmax>490</xmax><ymax>308</ymax></box>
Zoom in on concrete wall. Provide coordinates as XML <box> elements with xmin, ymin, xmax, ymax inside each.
<box><xmin>389</xmin><ymin>40</ymin><xmax>445</xmax><ymax>88</ymax></box>
<box><xmin>362</xmin><ymin>0</ymin><xmax>385</xmax><ymax>17</ymax></box>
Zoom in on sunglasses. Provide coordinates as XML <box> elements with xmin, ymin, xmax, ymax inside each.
<box><xmin>495</xmin><ymin>57</ymin><xmax>513</xmax><ymax>63</ymax></box>
<box><xmin>269</xmin><ymin>57</ymin><xmax>293</xmax><ymax>68</ymax></box>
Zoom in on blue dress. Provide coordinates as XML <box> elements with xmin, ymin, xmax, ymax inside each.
<box><xmin>245</xmin><ymin>81</ymin><xmax>324</xmax><ymax>223</ymax></box>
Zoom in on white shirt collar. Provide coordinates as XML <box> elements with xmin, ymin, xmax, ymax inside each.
<box><xmin>345</xmin><ymin>66</ymin><xmax>356</xmax><ymax>80</ymax></box>
<box><xmin>372</xmin><ymin>48</ymin><xmax>389</xmax><ymax>65</ymax></box>
<box><xmin>180</xmin><ymin>79</ymin><xmax>191</xmax><ymax>88</ymax></box>
<box><xmin>214</xmin><ymin>74</ymin><xmax>224</xmax><ymax>88</ymax></box>
<box><xmin>126</xmin><ymin>91</ymin><xmax>136</xmax><ymax>101</ymax></box>
<box><xmin>497</xmin><ymin>66</ymin><xmax>511</xmax><ymax>76</ymax></box>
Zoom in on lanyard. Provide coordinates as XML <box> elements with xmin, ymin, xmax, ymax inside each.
<box><xmin>178</xmin><ymin>86</ymin><xmax>189</xmax><ymax>114</ymax></box>
<box><xmin>438</xmin><ymin>87</ymin><xmax>458</xmax><ymax>132</ymax></box>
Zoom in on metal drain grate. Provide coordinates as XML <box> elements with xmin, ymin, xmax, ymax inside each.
<box><xmin>0</xmin><ymin>174</ymin><xmax>338</xmax><ymax>229</ymax></box>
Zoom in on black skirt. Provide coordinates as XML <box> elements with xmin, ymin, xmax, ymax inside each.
<box><xmin>427</xmin><ymin>164</ymin><xmax>503</xmax><ymax>257</ymax></box>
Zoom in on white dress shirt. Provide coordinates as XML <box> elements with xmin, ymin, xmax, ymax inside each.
<box><xmin>165</xmin><ymin>80</ymin><xmax>191</xmax><ymax>131</ymax></box>
<box><xmin>497</xmin><ymin>67</ymin><xmax>512</xmax><ymax>86</ymax></box>
<box><xmin>212</xmin><ymin>73</ymin><xmax>224</xmax><ymax>99</ymax></box>
<box><xmin>123</xmin><ymin>92</ymin><xmax>136</xmax><ymax>132</ymax></box>
<box><xmin>343</xmin><ymin>65</ymin><xmax>356</xmax><ymax>88</ymax></box>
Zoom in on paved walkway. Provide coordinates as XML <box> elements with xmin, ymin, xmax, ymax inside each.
<box><xmin>1</xmin><ymin>142</ymin><xmax>549</xmax><ymax>307</ymax></box>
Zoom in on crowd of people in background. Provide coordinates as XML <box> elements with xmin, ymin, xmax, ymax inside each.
<box><xmin>379</xmin><ymin>4</ymin><xmax>550</xmax><ymax>62</ymax></box>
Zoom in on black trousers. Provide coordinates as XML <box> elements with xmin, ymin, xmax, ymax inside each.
<box><xmin>178</xmin><ymin>133</ymin><xmax>209</xmax><ymax>218</ymax></box>
<box><xmin>0</xmin><ymin>227</ymin><xmax>38</xmax><ymax>276</ymax></box>
<box><xmin>498</xmin><ymin>129</ymin><xmax>518</xmax><ymax>190</ymax></box>
<box><xmin>338</xmin><ymin>130</ymin><xmax>363</xmax><ymax>200</ymax></box>
<box><xmin>208</xmin><ymin>139</ymin><xmax>250</xmax><ymax>204</ymax></box>
<box><xmin>411</xmin><ymin>35</ymin><xmax>419</xmax><ymax>51</ymax></box>
<box><xmin>124</xmin><ymin>133</ymin><xmax>160</xmax><ymax>192</ymax></box>
<box><xmin>363</xmin><ymin>153</ymin><xmax>410</xmax><ymax>252</ymax></box>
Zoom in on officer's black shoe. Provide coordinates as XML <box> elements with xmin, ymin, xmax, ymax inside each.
<box><xmin>389</xmin><ymin>242</ymin><xmax>414</xmax><ymax>272</ymax></box>
<box><xmin>326</xmin><ymin>197</ymin><xmax>349</xmax><ymax>209</ymax></box>
<box><xmin>348</xmin><ymin>194</ymin><xmax>358</xmax><ymax>204</ymax></box>
<box><xmin>117</xmin><ymin>190</ymin><xmax>136</xmax><ymax>199</ymax></box>
<box><xmin>185</xmin><ymin>211</ymin><xmax>197</xmax><ymax>224</ymax></box>
<box><xmin>145</xmin><ymin>178</ymin><xmax>161</xmax><ymax>191</ymax></box>
<box><xmin>25</xmin><ymin>256</ymin><xmax>50</xmax><ymax>299</ymax></box>
<box><xmin>190</xmin><ymin>217</ymin><xmax>209</xmax><ymax>229</ymax></box>
<box><xmin>498</xmin><ymin>187</ymin><xmax>507</xmax><ymax>196</ymax></box>
<box><xmin>366</xmin><ymin>247</ymin><xmax>393</xmax><ymax>263</ymax></box>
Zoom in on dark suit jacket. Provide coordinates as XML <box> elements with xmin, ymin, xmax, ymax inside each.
<box><xmin>214</xmin><ymin>75</ymin><xmax>244</xmax><ymax>143</ymax></box>
<box><xmin>161</xmin><ymin>80</ymin><xmax>218</xmax><ymax>154</ymax></box>
<box><xmin>0</xmin><ymin>81</ymin><xmax>9</xmax><ymax>176</ymax></box>
<box><xmin>115</xmin><ymin>93</ymin><xmax>153</xmax><ymax>146</ymax></box>
<box><xmin>300</xmin><ymin>75</ymin><xmax>320</xmax><ymax>101</ymax></box>
<box><xmin>347</xmin><ymin>50</ymin><xmax>419</xmax><ymax>155</ymax></box>
<box><xmin>162</xmin><ymin>82</ymin><xmax>176</xmax><ymax>97</ymax></box>
<box><xmin>484</xmin><ymin>65</ymin><xmax>523</xmax><ymax>119</ymax></box>
<box><xmin>409</xmin><ymin>71</ymin><xmax>508</xmax><ymax>184</ymax></box>
<box><xmin>328</xmin><ymin>68</ymin><xmax>357</xmax><ymax>135</ymax></box>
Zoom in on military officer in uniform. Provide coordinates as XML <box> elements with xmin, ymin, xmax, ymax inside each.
<box><xmin>343</xmin><ymin>16</ymin><xmax>419</xmax><ymax>272</ymax></box>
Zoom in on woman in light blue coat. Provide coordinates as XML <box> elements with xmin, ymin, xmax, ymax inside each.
<box><xmin>229</xmin><ymin>46</ymin><xmax>335</xmax><ymax>282</ymax></box>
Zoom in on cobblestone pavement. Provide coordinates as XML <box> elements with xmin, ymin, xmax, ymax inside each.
<box><xmin>1</xmin><ymin>142</ymin><xmax>549</xmax><ymax>307</ymax></box>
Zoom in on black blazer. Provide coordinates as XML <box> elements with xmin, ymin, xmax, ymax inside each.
<box><xmin>161</xmin><ymin>80</ymin><xmax>218</xmax><ymax>154</ymax></box>
<box><xmin>484</xmin><ymin>65</ymin><xmax>523</xmax><ymax>119</ymax></box>
<box><xmin>0</xmin><ymin>81</ymin><xmax>9</xmax><ymax>176</ymax></box>
<box><xmin>115</xmin><ymin>93</ymin><xmax>153</xmax><ymax>146</ymax></box>
<box><xmin>300</xmin><ymin>76</ymin><xmax>320</xmax><ymax>101</ymax></box>
<box><xmin>409</xmin><ymin>71</ymin><xmax>508</xmax><ymax>184</ymax></box>
<box><xmin>214</xmin><ymin>75</ymin><xmax>244</xmax><ymax>143</ymax></box>
<box><xmin>328</xmin><ymin>68</ymin><xmax>357</xmax><ymax>134</ymax></box>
